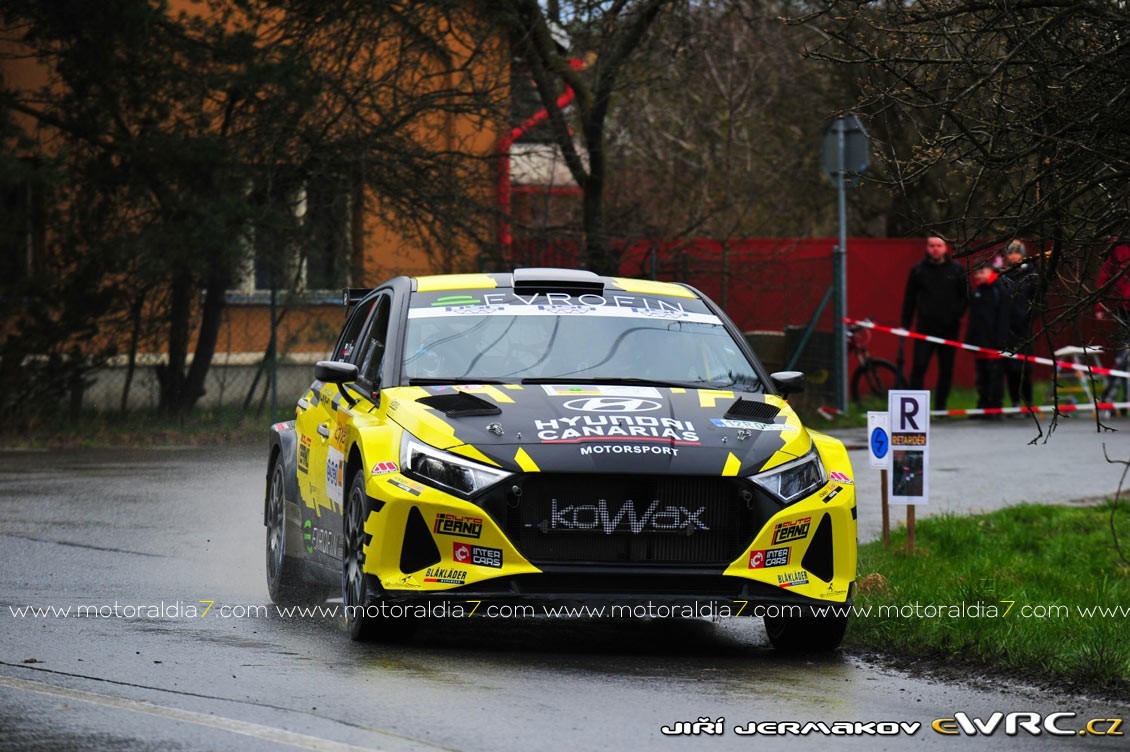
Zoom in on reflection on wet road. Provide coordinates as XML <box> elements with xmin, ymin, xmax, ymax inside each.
<box><xmin>0</xmin><ymin>445</ymin><xmax>1121</xmax><ymax>750</ymax></box>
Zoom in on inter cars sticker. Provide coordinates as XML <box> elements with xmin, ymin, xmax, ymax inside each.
<box><xmin>748</xmin><ymin>547</ymin><xmax>791</xmax><ymax>569</ymax></box>
<box><xmin>777</xmin><ymin>570</ymin><xmax>809</xmax><ymax>588</ymax></box>
<box><xmin>434</xmin><ymin>513</ymin><xmax>483</xmax><ymax>539</ymax></box>
<box><xmin>771</xmin><ymin>516</ymin><xmax>812</xmax><ymax>545</ymax></box>
<box><xmin>828</xmin><ymin>471</ymin><xmax>854</xmax><ymax>485</ymax></box>
<box><xmin>821</xmin><ymin>485</ymin><xmax>844</xmax><ymax>503</ymax></box>
<box><xmin>326</xmin><ymin>447</ymin><xmax>345</xmax><ymax>506</ymax></box>
<box><xmin>371</xmin><ymin>461</ymin><xmax>398</xmax><ymax>475</ymax></box>
<box><xmin>297</xmin><ymin>435</ymin><xmax>311</xmax><ymax>474</ymax></box>
<box><xmin>453</xmin><ymin>542</ymin><xmax>502</xmax><ymax>569</ymax></box>
<box><xmin>423</xmin><ymin>567</ymin><xmax>467</xmax><ymax>585</ymax></box>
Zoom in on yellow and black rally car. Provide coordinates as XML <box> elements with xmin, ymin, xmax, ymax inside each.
<box><xmin>265</xmin><ymin>268</ymin><xmax>857</xmax><ymax>649</ymax></box>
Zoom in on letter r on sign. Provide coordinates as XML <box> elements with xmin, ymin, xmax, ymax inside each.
<box><xmin>900</xmin><ymin>397</ymin><xmax>920</xmax><ymax>430</ymax></box>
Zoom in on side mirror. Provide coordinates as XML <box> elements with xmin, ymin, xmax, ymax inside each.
<box><xmin>770</xmin><ymin>370</ymin><xmax>805</xmax><ymax>396</ymax></box>
<box><xmin>314</xmin><ymin>360</ymin><xmax>359</xmax><ymax>385</ymax></box>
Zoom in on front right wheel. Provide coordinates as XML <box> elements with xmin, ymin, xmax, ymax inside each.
<box><xmin>764</xmin><ymin>611</ymin><xmax>848</xmax><ymax>652</ymax></box>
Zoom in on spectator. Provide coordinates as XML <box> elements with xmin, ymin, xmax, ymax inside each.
<box><xmin>1001</xmin><ymin>240</ymin><xmax>1038</xmax><ymax>407</ymax></box>
<box><xmin>966</xmin><ymin>260</ymin><xmax>1011</xmax><ymax>418</ymax></box>
<box><xmin>1096</xmin><ymin>235</ymin><xmax>1130</xmax><ymax>325</ymax></box>
<box><xmin>901</xmin><ymin>235</ymin><xmax>968</xmax><ymax>410</ymax></box>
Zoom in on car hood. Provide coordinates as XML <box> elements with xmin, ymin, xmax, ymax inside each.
<box><xmin>383</xmin><ymin>383</ymin><xmax>812</xmax><ymax>476</ymax></box>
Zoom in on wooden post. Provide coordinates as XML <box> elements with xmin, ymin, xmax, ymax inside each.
<box><xmin>907</xmin><ymin>504</ymin><xmax>916</xmax><ymax>554</ymax></box>
<box><xmin>880</xmin><ymin>468</ymin><xmax>890</xmax><ymax>548</ymax></box>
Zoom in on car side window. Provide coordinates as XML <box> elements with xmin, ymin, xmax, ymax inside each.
<box><xmin>357</xmin><ymin>295</ymin><xmax>392</xmax><ymax>389</ymax></box>
<box><xmin>334</xmin><ymin>300</ymin><xmax>375</xmax><ymax>364</ymax></box>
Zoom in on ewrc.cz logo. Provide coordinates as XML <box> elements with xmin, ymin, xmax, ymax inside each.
<box><xmin>931</xmin><ymin>713</ymin><xmax>1124</xmax><ymax>737</ymax></box>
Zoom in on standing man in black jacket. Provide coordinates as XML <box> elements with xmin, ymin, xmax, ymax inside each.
<box><xmin>901</xmin><ymin>235</ymin><xmax>968</xmax><ymax>410</ymax></box>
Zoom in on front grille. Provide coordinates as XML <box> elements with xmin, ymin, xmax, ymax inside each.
<box><xmin>485</xmin><ymin>474</ymin><xmax>762</xmax><ymax>565</ymax></box>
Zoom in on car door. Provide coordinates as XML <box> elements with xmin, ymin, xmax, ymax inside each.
<box><xmin>296</xmin><ymin>298</ymin><xmax>376</xmax><ymax>520</ymax></box>
<box><xmin>324</xmin><ymin>292</ymin><xmax>393</xmax><ymax>518</ymax></box>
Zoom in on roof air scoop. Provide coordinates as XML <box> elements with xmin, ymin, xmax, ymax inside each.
<box><xmin>512</xmin><ymin>267</ymin><xmax>604</xmax><ymax>295</ymax></box>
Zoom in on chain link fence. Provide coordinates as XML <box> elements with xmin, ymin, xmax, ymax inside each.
<box><xmin>81</xmin><ymin>292</ymin><xmax>350</xmax><ymax>418</ymax></box>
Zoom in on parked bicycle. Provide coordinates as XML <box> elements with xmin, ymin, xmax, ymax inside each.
<box><xmin>849</xmin><ymin>320</ymin><xmax>906</xmax><ymax>407</ymax></box>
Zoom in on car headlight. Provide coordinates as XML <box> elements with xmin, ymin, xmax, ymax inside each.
<box><xmin>749</xmin><ymin>448</ymin><xmax>827</xmax><ymax>504</ymax></box>
<box><xmin>400</xmin><ymin>434</ymin><xmax>511</xmax><ymax>497</ymax></box>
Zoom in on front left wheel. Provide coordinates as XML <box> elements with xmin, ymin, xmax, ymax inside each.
<box><xmin>342</xmin><ymin>470</ymin><xmax>416</xmax><ymax>642</ymax></box>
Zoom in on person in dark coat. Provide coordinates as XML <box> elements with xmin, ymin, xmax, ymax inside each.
<box><xmin>901</xmin><ymin>235</ymin><xmax>968</xmax><ymax>410</ymax></box>
<box><xmin>1001</xmin><ymin>240</ymin><xmax>1038</xmax><ymax>407</ymax></box>
<box><xmin>967</xmin><ymin>260</ymin><xmax>1012</xmax><ymax>417</ymax></box>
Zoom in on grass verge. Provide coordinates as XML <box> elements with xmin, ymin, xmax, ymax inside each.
<box><xmin>847</xmin><ymin>502</ymin><xmax>1130</xmax><ymax>699</ymax></box>
<box><xmin>0</xmin><ymin>405</ymin><xmax>268</xmax><ymax>449</ymax></box>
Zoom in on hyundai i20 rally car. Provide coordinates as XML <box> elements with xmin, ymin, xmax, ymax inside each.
<box><xmin>264</xmin><ymin>268</ymin><xmax>857</xmax><ymax>650</ymax></box>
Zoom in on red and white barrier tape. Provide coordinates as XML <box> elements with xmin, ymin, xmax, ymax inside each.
<box><xmin>844</xmin><ymin>318</ymin><xmax>1130</xmax><ymax>380</ymax></box>
<box><xmin>818</xmin><ymin>401</ymin><xmax>1130</xmax><ymax>419</ymax></box>
<box><xmin>932</xmin><ymin>401</ymin><xmax>1130</xmax><ymax>417</ymax></box>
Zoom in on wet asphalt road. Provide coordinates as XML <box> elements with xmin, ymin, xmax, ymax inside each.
<box><xmin>1</xmin><ymin>422</ymin><xmax>1127</xmax><ymax>751</ymax></box>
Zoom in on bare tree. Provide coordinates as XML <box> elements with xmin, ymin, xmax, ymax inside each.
<box><xmin>606</xmin><ymin>0</ymin><xmax>866</xmax><ymax>242</ymax></box>
<box><xmin>797</xmin><ymin>1</ymin><xmax>1130</xmax><ymax>337</ymax></box>
<box><xmin>484</xmin><ymin>0</ymin><xmax>676</xmax><ymax>274</ymax></box>
<box><xmin>0</xmin><ymin>0</ymin><xmax>507</xmax><ymax>417</ymax></box>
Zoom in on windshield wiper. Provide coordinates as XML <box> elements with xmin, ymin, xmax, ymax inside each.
<box><xmin>408</xmin><ymin>377</ymin><xmax>508</xmax><ymax>386</ymax></box>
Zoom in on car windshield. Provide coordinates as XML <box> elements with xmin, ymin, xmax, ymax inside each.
<box><xmin>402</xmin><ymin>291</ymin><xmax>761</xmax><ymax>390</ymax></box>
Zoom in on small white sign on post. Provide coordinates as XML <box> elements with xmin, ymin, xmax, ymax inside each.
<box><xmin>867</xmin><ymin>411</ymin><xmax>891</xmax><ymax>470</ymax></box>
<box><xmin>888</xmin><ymin>390</ymin><xmax>929</xmax><ymax>505</ymax></box>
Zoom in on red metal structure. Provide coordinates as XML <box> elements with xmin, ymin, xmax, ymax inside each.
<box><xmin>496</xmin><ymin>59</ymin><xmax>584</xmax><ymax>262</ymax></box>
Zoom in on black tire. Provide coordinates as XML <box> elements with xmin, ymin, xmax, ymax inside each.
<box><xmin>266</xmin><ymin>454</ymin><xmax>325</xmax><ymax>606</ymax></box>
<box><xmin>342</xmin><ymin>470</ymin><xmax>416</xmax><ymax>642</ymax></box>
<box><xmin>764</xmin><ymin>610</ymin><xmax>848</xmax><ymax>652</ymax></box>
<box><xmin>851</xmin><ymin>359</ymin><xmax>903</xmax><ymax>408</ymax></box>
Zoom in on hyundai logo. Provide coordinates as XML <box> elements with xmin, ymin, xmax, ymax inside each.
<box><xmin>562</xmin><ymin>397</ymin><xmax>663</xmax><ymax>413</ymax></box>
